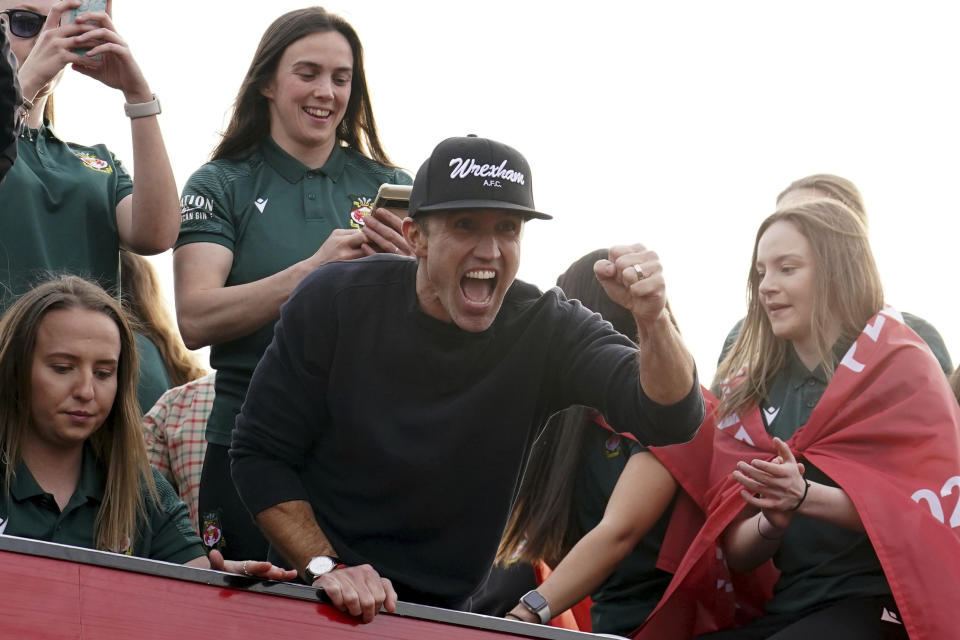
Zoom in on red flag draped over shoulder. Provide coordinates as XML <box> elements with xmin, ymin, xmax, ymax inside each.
<box><xmin>636</xmin><ymin>392</ymin><xmax>779</xmax><ymax>639</ymax></box>
<box><xmin>592</xmin><ymin>395</ymin><xmax>777</xmax><ymax>638</ymax></box>
<box><xmin>637</xmin><ymin>309</ymin><xmax>960</xmax><ymax>640</ymax></box>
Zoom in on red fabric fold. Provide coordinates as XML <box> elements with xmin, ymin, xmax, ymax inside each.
<box><xmin>635</xmin><ymin>310</ymin><xmax>960</xmax><ymax>639</ymax></box>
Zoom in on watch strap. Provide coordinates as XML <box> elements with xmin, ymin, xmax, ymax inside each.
<box><xmin>124</xmin><ymin>94</ymin><xmax>161</xmax><ymax>119</ymax></box>
<box><xmin>519</xmin><ymin>590</ymin><xmax>551</xmax><ymax>624</ymax></box>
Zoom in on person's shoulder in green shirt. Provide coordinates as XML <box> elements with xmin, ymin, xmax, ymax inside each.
<box><xmin>135</xmin><ymin>332</ymin><xmax>172</xmax><ymax>416</ymax></box>
<box><xmin>137</xmin><ymin>467</ymin><xmax>204</xmax><ymax>563</ymax></box>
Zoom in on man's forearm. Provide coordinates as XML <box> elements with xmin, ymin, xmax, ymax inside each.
<box><xmin>255</xmin><ymin>500</ymin><xmax>338</xmax><ymax>580</ymax></box>
<box><xmin>636</xmin><ymin>311</ymin><xmax>696</xmax><ymax>405</ymax></box>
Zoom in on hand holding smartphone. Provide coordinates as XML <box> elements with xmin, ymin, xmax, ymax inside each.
<box><xmin>61</xmin><ymin>0</ymin><xmax>107</xmax><ymax>58</ymax></box>
<box><xmin>362</xmin><ymin>183</ymin><xmax>412</xmax><ymax>254</ymax></box>
<box><xmin>371</xmin><ymin>183</ymin><xmax>412</xmax><ymax>221</ymax></box>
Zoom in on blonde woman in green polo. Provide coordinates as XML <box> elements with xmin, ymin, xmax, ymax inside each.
<box><xmin>0</xmin><ymin>275</ymin><xmax>296</xmax><ymax>582</ymax></box>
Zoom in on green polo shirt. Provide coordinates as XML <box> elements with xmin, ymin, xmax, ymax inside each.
<box><xmin>135</xmin><ymin>332</ymin><xmax>173</xmax><ymax>416</ymax></box>
<box><xmin>0</xmin><ymin>446</ymin><xmax>202</xmax><ymax>563</ymax></box>
<box><xmin>574</xmin><ymin>425</ymin><xmax>673</xmax><ymax>636</ymax></box>
<box><xmin>176</xmin><ymin>138</ymin><xmax>412</xmax><ymax>446</ymax></box>
<box><xmin>0</xmin><ymin>125</ymin><xmax>132</xmax><ymax>312</ymax></box>
<box><xmin>761</xmin><ymin>343</ymin><xmax>890</xmax><ymax>614</ymax></box>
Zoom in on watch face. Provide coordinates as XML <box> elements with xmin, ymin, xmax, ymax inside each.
<box><xmin>521</xmin><ymin>590</ymin><xmax>548</xmax><ymax>611</ymax></box>
<box><xmin>307</xmin><ymin>556</ymin><xmax>335</xmax><ymax>577</ymax></box>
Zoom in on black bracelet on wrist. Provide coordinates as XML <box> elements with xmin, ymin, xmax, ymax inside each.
<box><xmin>791</xmin><ymin>480</ymin><xmax>811</xmax><ymax>511</ymax></box>
<box><xmin>757</xmin><ymin>513</ymin><xmax>785</xmax><ymax>541</ymax></box>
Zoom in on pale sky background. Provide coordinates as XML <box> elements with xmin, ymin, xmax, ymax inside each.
<box><xmin>51</xmin><ymin>0</ymin><xmax>960</xmax><ymax>381</ymax></box>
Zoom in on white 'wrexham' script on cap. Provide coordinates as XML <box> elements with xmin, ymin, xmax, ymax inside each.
<box><xmin>448</xmin><ymin>157</ymin><xmax>526</xmax><ymax>185</ymax></box>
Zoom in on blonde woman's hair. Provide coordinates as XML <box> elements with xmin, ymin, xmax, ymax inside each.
<box><xmin>776</xmin><ymin>174</ymin><xmax>867</xmax><ymax>227</ymax></box>
<box><xmin>0</xmin><ymin>276</ymin><xmax>157</xmax><ymax>552</ymax></box>
<box><xmin>120</xmin><ymin>252</ymin><xmax>206</xmax><ymax>386</ymax></box>
<box><xmin>715</xmin><ymin>199</ymin><xmax>883</xmax><ymax>419</ymax></box>
<box><xmin>43</xmin><ymin>94</ymin><xmax>54</xmax><ymax>126</ymax></box>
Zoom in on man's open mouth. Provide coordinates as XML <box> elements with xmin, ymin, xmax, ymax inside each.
<box><xmin>461</xmin><ymin>269</ymin><xmax>496</xmax><ymax>304</ymax></box>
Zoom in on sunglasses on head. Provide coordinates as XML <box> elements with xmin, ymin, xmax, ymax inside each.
<box><xmin>1</xmin><ymin>9</ymin><xmax>46</xmax><ymax>38</ymax></box>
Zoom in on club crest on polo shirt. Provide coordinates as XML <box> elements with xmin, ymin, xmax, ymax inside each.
<box><xmin>348</xmin><ymin>194</ymin><xmax>374</xmax><ymax>229</ymax></box>
<box><xmin>604</xmin><ymin>433</ymin><xmax>623</xmax><ymax>458</ymax></box>
<box><xmin>74</xmin><ymin>152</ymin><xmax>113</xmax><ymax>174</ymax></box>
<box><xmin>201</xmin><ymin>510</ymin><xmax>226</xmax><ymax>551</ymax></box>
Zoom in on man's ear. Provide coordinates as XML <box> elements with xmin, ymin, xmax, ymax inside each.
<box><xmin>403</xmin><ymin>217</ymin><xmax>428</xmax><ymax>258</ymax></box>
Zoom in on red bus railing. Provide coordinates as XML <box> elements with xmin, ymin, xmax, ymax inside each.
<box><xmin>0</xmin><ymin>535</ymin><xmax>609</xmax><ymax>639</ymax></box>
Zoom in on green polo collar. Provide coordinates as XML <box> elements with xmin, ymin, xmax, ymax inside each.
<box><xmin>19</xmin><ymin>119</ymin><xmax>62</xmax><ymax>142</ymax></box>
<box><xmin>10</xmin><ymin>445</ymin><xmax>105</xmax><ymax>504</ymax></box>
<box><xmin>785</xmin><ymin>349</ymin><xmax>828</xmax><ymax>389</ymax></box>
<box><xmin>786</xmin><ymin>336</ymin><xmax>855</xmax><ymax>386</ymax></box>
<box><xmin>43</xmin><ymin>121</ymin><xmax>63</xmax><ymax>141</ymax></box>
<box><xmin>261</xmin><ymin>137</ymin><xmax>347</xmax><ymax>184</ymax></box>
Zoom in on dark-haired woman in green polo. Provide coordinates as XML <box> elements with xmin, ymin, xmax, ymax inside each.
<box><xmin>173</xmin><ymin>7</ymin><xmax>411</xmax><ymax>560</ymax></box>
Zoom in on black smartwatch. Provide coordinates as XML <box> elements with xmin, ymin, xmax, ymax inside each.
<box><xmin>304</xmin><ymin>555</ymin><xmax>339</xmax><ymax>584</ymax></box>
<box><xmin>519</xmin><ymin>589</ymin><xmax>551</xmax><ymax>624</ymax></box>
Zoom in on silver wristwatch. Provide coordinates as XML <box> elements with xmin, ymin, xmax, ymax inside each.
<box><xmin>304</xmin><ymin>555</ymin><xmax>339</xmax><ymax>584</ymax></box>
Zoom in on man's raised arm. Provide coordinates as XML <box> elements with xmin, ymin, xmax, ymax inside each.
<box><xmin>595</xmin><ymin>243</ymin><xmax>699</xmax><ymax>421</ymax></box>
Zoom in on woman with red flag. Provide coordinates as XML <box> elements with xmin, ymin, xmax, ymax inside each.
<box><xmin>642</xmin><ymin>198</ymin><xmax>960</xmax><ymax>639</ymax></box>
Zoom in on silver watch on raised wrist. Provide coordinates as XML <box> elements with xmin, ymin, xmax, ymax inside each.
<box><xmin>304</xmin><ymin>555</ymin><xmax>339</xmax><ymax>584</ymax></box>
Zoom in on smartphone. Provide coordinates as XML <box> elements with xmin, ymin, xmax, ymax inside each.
<box><xmin>62</xmin><ymin>0</ymin><xmax>107</xmax><ymax>58</ymax></box>
<box><xmin>372</xmin><ymin>183</ymin><xmax>412</xmax><ymax>220</ymax></box>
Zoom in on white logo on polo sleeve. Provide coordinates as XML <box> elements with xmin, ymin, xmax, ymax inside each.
<box><xmin>254</xmin><ymin>197</ymin><xmax>268</xmax><ymax>213</ymax></box>
<box><xmin>180</xmin><ymin>194</ymin><xmax>215</xmax><ymax>222</ymax></box>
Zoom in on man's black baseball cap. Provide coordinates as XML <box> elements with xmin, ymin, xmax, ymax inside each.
<box><xmin>408</xmin><ymin>135</ymin><xmax>552</xmax><ymax>220</ymax></box>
